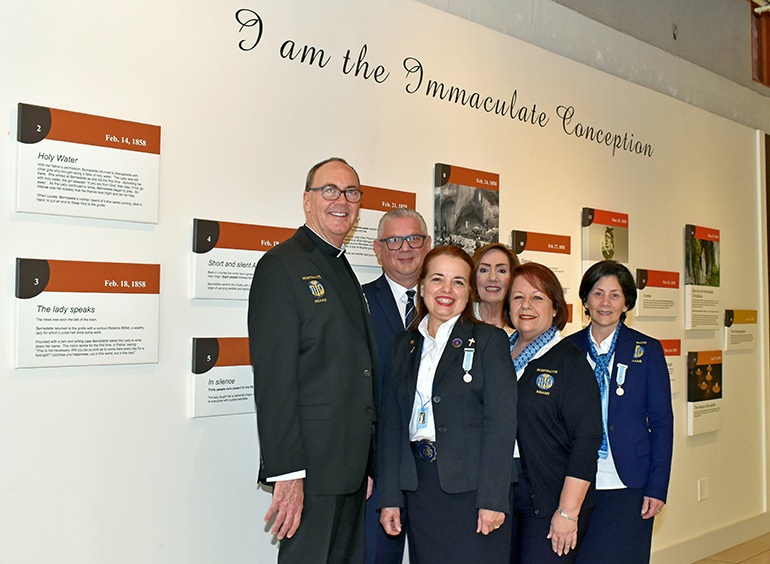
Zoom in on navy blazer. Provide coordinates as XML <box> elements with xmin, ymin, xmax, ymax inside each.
<box><xmin>363</xmin><ymin>274</ymin><xmax>406</xmax><ymax>383</ymax></box>
<box><xmin>568</xmin><ymin>324</ymin><xmax>674</xmax><ymax>502</ymax></box>
<box><xmin>377</xmin><ymin>319</ymin><xmax>517</xmax><ymax>514</ymax></box>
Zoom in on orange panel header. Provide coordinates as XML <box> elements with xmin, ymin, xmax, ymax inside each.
<box><xmin>696</xmin><ymin>350</ymin><xmax>722</xmax><ymax>365</ymax></box>
<box><xmin>659</xmin><ymin>339</ymin><xmax>681</xmax><ymax>356</ymax></box>
<box><xmin>447</xmin><ymin>165</ymin><xmax>499</xmax><ymax>191</ymax></box>
<box><xmin>47</xmin><ymin>107</ymin><xmax>161</xmax><ymax>154</ymax></box>
<box><xmin>360</xmin><ymin>185</ymin><xmax>417</xmax><ymax>212</ymax></box>
<box><xmin>215</xmin><ymin>337</ymin><xmax>251</xmax><ymax>367</ymax></box>
<box><xmin>592</xmin><ymin>208</ymin><xmax>628</xmax><ymax>227</ymax></box>
<box><xmin>516</xmin><ymin>231</ymin><xmax>571</xmax><ymax>255</ymax></box>
<box><xmin>193</xmin><ymin>219</ymin><xmax>295</xmax><ymax>253</ymax></box>
<box><xmin>16</xmin><ymin>258</ymin><xmax>159</xmax><ymax>297</ymax></box>
<box><xmin>217</xmin><ymin>222</ymin><xmax>295</xmax><ymax>252</ymax></box>
<box><xmin>46</xmin><ymin>260</ymin><xmax>160</xmax><ymax>294</ymax></box>
<box><xmin>645</xmin><ymin>270</ymin><xmax>680</xmax><ymax>289</ymax></box>
<box><xmin>693</xmin><ymin>225</ymin><xmax>720</xmax><ymax>242</ymax></box>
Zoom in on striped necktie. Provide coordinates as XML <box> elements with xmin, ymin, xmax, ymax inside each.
<box><xmin>404</xmin><ymin>289</ymin><xmax>416</xmax><ymax>328</ymax></box>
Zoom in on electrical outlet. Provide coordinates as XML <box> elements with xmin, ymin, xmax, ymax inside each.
<box><xmin>698</xmin><ymin>478</ymin><xmax>709</xmax><ymax>501</ymax></box>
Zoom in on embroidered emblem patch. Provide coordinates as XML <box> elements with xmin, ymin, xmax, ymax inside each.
<box><xmin>633</xmin><ymin>344</ymin><xmax>645</xmax><ymax>359</ymax></box>
<box><xmin>308</xmin><ymin>280</ymin><xmax>325</xmax><ymax>298</ymax></box>
<box><xmin>536</xmin><ymin>374</ymin><xmax>554</xmax><ymax>391</ymax></box>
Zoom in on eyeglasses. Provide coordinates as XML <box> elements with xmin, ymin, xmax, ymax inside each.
<box><xmin>306</xmin><ymin>184</ymin><xmax>363</xmax><ymax>203</ymax></box>
<box><xmin>378</xmin><ymin>234</ymin><xmax>427</xmax><ymax>251</ymax></box>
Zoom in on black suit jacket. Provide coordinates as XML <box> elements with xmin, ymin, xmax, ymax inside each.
<box><xmin>377</xmin><ymin>319</ymin><xmax>517</xmax><ymax>514</ymax></box>
<box><xmin>248</xmin><ymin>227</ymin><xmax>378</xmax><ymax>495</ymax></box>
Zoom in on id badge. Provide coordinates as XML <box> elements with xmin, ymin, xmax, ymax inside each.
<box><xmin>417</xmin><ymin>407</ymin><xmax>428</xmax><ymax>429</ymax></box>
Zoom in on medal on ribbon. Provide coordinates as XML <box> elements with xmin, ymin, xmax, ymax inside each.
<box><xmin>616</xmin><ymin>363</ymin><xmax>628</xmax><ymax>396</ymax></box>
<box><xmin>462</xmin><ymin>347</ymin><xmax>475</xmax><ymax>383</ymax></box>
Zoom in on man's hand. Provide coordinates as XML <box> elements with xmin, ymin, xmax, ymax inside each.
<box><xmin>265</xmin><ymin>479</ymin><xmax>304</xmax><ymax>540</ymax></box>
<box><xmin>380</xmin><ymin>507</ymin><xmax>402</xmax><ymax>536</ymax></box>
<box><xmin>476</xmin><ymin>509</ymin><xmax>505</xmax><ymax>535</ymax></box>
<box><xmin>366</xmin><ymin>476</ymin><xmax>374</xmax><ymax>500</ymax></box>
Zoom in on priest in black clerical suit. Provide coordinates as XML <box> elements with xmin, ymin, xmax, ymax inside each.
<box><xmin>249</xmin><ymin>158</ymin><xmax>378</xmax><ymax>564</ymax></box>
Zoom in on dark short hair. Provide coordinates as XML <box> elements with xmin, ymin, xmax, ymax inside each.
<box><xmin>578</xmin><ymin>260</ymin><xmax>637</xmax><ymax>322</ymax></box>
<box><xmin>412</xmin><ymin>245</ymin><xmax>477</xmax><ymax>329</ymax></box>
<box><xmin>304</xmin><ymin>157</ymin><xmax>360</xmax><ymax>191</ymax></box>
<box><xmin>510</xmin><ymin>262</ymin><xmax>569</xmax><ymax>331</ymax></box>
<box><xmin>470</xmin><ymin>243</ymin><xmax>520</xmax><ymax>325</ymax></box>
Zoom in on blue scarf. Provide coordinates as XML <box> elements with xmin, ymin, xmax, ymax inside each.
<box><xmin>509</xmin><ymin>325</ymin><xmax>558</xmax><ymax>374</ymax></box>
<box><xmin>586</xmin><ymin>324</ymin><xmax>621</xmax><ymax>459</ymax></box>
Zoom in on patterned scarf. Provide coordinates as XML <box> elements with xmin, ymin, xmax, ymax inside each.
<box><xmin>586</xmin><ymin>324</ymin><xmax>621</xmax><ymax>459</ymax></box>
<box><xmin>509</xmin><ymin>325</ymin><xmax>558</xmax><ymax>374</ymax></box>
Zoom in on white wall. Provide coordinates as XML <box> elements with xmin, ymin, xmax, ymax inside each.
<box><xmin>0</xmin><ymin>1</ymin><xmax>764</xmax><ymax>563</ymax></box>
<box><xmin>418</xmin><ymin>0</ymin><xmax>770</xmax><ymax>134</ymax></box>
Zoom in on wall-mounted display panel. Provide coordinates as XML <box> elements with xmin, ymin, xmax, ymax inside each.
<box><xmin>724</xmin><ymin>309</ymin><xmax>757</xmax><ymax>351</ymax></box>
<box><xmin>13</xmin><ymin>103</ymin><xmax>160</xmax><ymax>223</ymax></box>
<box><xmin>191</xmin><ymin>337</ymin><xmax>254</xmax><ymax>418</ymax></box>
<box><xmin>15</xmin><ymin>258</ymin><xmax>160</xmax><ymax>368</ymax></box>
<box><xmin>687</xmin><ymin>350</ymin><xmax>723</xmax><ymax>436</ymax></box>
<box><xmin>192</xmin><ymin>219</ymin><xmax>294</xmax><ymax>300</ymax></box>
<box><xmin>636</xmin><ymin>269</ymin><xmax>680</xmax><ymax>318</ymax></box>
<box><xmin>684</xmin><ymin>225</ymin><xmax>721</xmax><ymax>330</ymax></box>
<box><xmin>434</xmin><ymin>163</ymin><xmax>499</xmax><ymax>254</ymax></box>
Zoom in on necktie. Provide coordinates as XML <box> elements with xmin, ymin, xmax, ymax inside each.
<box><xmin>404</xmin><ymin>289</ymin><xmax>416</xmax><ymax>328</ymax></box>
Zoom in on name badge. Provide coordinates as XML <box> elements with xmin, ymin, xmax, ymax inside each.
<box><xmin>417</xmin><ymin>408</ymin><xmax>428</xmax><ymax>429</ymax></box>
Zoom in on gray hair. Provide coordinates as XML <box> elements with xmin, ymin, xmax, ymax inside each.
<box><xmin>377</xmin><ymin>208</ymin><xmax>429</xmax><ymax>239</ymax></box>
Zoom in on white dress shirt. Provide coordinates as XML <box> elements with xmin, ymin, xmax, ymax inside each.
<box><xmin>384</xmin><ymin>274</ymin><xmax>416</xmax><ymax>328</ymax></box>
<box><xmin>409</xmin><ymin>314</ymin><xmax>460</xmax><ymax>441</ymax></box>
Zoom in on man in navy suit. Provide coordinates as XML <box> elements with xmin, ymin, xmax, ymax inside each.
<box><xmin>363</xmin><ymin>208</ymin><xmax>430</xmax><ymax>564</ymax></box>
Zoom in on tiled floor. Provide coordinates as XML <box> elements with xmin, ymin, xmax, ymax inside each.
<box><xmin>693</xmin><ymin>533</ymin><xmax>770</xmax><ymax>564</ymax></box>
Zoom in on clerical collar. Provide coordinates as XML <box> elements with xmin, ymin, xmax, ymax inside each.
<box><xmin>303</xmin><ymin>224</ymin><xmax>347</xmax><ymax>258</ymax></box>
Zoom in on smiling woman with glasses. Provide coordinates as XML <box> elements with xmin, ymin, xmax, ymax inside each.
<box><xmin>306</xmin><ymin>184</ymin><xmax>363</xmax><ymax>203</ymax></box>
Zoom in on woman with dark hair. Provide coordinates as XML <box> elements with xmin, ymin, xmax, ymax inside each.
<box><xmin>568</xmin><ymin>260</ymin><xmax>673</xmax><ymax>564</ymax></box>
<box><xmin>471</xmin><ymin>243</ymin><xmax>521</xmax><ymax>335</ymax></box>
<box><xmin>507</xmin><ymin>262</ymin><xmax>602</xmax><ymax>564</ymax></box>
<box><xmin>377</xmin><ymin>245</ymin><xmax>517</xmax><ymax>563</ymax></box>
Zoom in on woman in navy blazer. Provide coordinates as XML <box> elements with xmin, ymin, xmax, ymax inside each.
<box><xmin>568</xmin><ymin>261</ymin><xmax>674</xmax><ymax>564</ymax></box>
<box><xmin>377</xmin><ymin>245</ymin><xmax>517</xmax><ymax>564</ymax></box>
